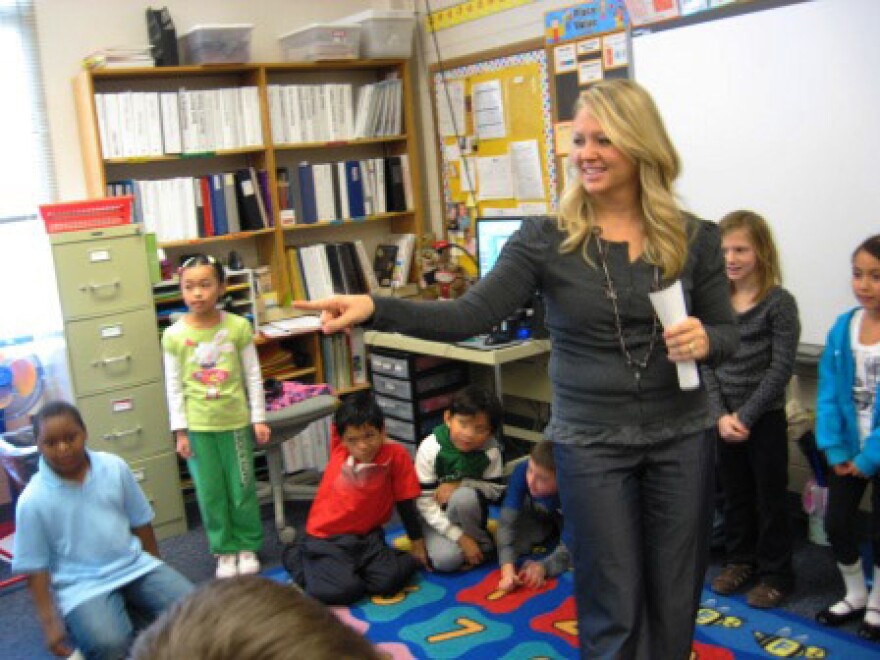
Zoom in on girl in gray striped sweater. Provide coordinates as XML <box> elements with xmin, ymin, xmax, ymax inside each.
<box><xmin>703</xmin><ymin>210</ymin><xmax>801</xmax><ymax>609</ymax></box>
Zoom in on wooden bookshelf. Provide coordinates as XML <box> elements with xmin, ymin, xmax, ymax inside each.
<box><xmin>73</xmin><ymin>59</ymin><xmax>424</xmax><ymax>391</ymax></box>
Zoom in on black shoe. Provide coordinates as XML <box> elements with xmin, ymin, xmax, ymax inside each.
<box><xmin>816</xmin><ymin>599</ymin><xmax>866</xmax><ymax>626</ymax></box>
<box><xmin>858</xmin><ymin>609</ymin><xmax>880</xmax><ymax>641</ymax></box>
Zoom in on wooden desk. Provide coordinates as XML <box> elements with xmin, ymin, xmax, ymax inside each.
<box><xmin>364</xmin><ymin>332</ymin><xmax>552</xmax><ymax>443</ymax></box>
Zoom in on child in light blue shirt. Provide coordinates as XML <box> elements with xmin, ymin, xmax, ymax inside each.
<box><xmin>13</xmin><ymin>401</ymin><xmax>193</xmax><ymax>659</ymax></box>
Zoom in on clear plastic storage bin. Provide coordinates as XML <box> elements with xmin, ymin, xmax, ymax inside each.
<box><xmin>279</xmin><ymin>23</ymin><xmax>361</xmax><ymax>62</ymax></box>
<box><xmin>340</xmin><ymin>9</ymin><xmax>415</xmax><ymax>59</ymax></box>
<box><xmin>180</xmin><ymin>24</ymin><xmax>253</xmax><ymax>64</ymax></box>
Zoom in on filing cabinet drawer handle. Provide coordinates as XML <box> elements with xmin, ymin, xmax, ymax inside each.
<box><xmin>92</xmin><ymin>353</ymin><xmax>132</xmax><ymax>367</ymax></box>
<box><xmin>79</xmin><ymin>279</ymin><xmax>121</xmax><ymax>292</ymax></box>
<box><xmin>102</xmin><ymin>426</ymin><xmax>142</xmax><ymax>441</ymax></box>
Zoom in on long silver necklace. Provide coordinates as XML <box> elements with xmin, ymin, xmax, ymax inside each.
<box><xmin>592</xmin><ymin>227</ymin><xmax>661</xmax><ymax>374</ymax></box>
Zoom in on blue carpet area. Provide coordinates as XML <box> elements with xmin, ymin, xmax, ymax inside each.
<box><xmin>2</xmin><ymin>499</ymin><xmax>874</xmax><ymax>659</ymax></box>
<box><xmin>693</xmin><ymin>591</ymin><xmax>878</xmax><ymax>659</ymax></box>
<box><xmin>265</xmin><ymin>559</ymin><xmax>880</xmax><ymax>660</ymax></box>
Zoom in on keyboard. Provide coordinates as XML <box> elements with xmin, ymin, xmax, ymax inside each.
<box><xmin>454</xmin><ymin>334</ymin><xmax>522</xmax><ymax>350</ymax></box>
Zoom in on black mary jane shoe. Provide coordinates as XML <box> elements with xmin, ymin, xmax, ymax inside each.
<box><xmin>816</xmin><ymin>600</ymin><xmax>866</xmax><ymax>626</ymax></box>
<box><xmin>858</xmin><ymin>609</ymin><xmax>880</xmax><ymax>642</ymax></box>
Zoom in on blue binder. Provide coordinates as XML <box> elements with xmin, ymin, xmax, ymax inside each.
<box><xmin>344</xmin><ymin>160</ymin><xmax>366</xmax><ymax>219</ymax></box>
<box><xmin>295</xmin><ymin>163</ymin><xmax>318</xmax><ymax>224</ymax></box>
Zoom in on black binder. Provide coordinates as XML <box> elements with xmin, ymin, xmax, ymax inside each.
<box><xmin>146</xmin><ymin>7</ymin><xmax>179</xmax><ymax>67</ymax></box>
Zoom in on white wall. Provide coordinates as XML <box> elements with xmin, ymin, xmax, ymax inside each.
<box><xmin>632</xmin><ymin>0</ymin><xmax>880</xmax><ymax>345</ymax></box>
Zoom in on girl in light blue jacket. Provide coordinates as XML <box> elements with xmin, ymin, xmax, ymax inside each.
<box><xmin>815</xmin><ymin>234</ymin><xmax>880</xmax><ymax>642</ymax></box>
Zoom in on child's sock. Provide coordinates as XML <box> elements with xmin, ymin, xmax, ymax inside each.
<box><xmin>829</xmin><ymin>559</ymin><xmax>868</xmax><ymax>614</ymax></box>
<box><xmin>865</xmin><ymin>565</ymin><xmax>880</xmax><ymax>626</ymax></box>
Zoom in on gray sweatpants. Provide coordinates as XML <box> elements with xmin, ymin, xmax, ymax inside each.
<box><xmin>423</xmin><ymin>486</ymin><xmax>495</xmax><ymax>572</ymax></box>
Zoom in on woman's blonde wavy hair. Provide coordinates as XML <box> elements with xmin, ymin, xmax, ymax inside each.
<box><xmin>558</xmin><ymin>79</ymin><xmax>687</xmax><ymax>280</ymax></box>
<box><xmin>718</xmin><ymin>209</ymin><xmax>782</xmax><ymax>302</ymax></box>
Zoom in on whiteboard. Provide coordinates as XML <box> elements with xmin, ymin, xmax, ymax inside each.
<box><xmin>632</xmin><ymin>0</ymin><xmax>880</xmax><ymax>344</ymax></box>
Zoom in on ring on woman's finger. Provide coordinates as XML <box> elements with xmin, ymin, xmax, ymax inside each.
<box><xmin>689</xmin><ymin>340</ymin><xmax>696</xmax><ymax>355</ymax></box>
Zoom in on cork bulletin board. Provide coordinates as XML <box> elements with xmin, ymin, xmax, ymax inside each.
<box><xmin>430</xmin><ymin>39</ymin><xmax>557</xmax><ymax>240</ymax></box>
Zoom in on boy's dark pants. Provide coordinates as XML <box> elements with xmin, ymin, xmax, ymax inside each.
<box><xmin>300</xmin><ymin>528</ymin><xmax>417</xmax><ymax>605</ymax></box>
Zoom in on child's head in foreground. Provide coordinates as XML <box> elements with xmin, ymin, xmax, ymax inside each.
<box><xmin>130</xmin><ymin>575</ymin><xmax>383</xmax><ymax>660</ymax></box>
<box><xmin>32</xmin><ymin>400</ymin><xmax>89</xmax><ymax>482</ymax></box>
<box><xmin>334</xmin><ymin>391</ymin><xmax>386</xmax><ymax>464</ymax></box>
<box><xmin>526</xmin><ymin>441</ymin><xmax>558</xmax><ymax>499</ymax></box>
<box><xmin>444</xmin><ymin>385</ymin><xmax>503</xmax><ymax>453</ymax></box>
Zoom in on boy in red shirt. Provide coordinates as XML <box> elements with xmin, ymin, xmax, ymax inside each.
<box><xmin>285</xmin><ymin>392</ymin><xmax>428</xmax><ymax>605</ymax></box>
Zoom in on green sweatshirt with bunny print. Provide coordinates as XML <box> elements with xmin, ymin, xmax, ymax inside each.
<box><xmin>162</xmin><ymin>312</ymin><xmax>264</xmax><ymax>431</ymax></box>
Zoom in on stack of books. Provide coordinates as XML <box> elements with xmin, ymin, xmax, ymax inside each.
<box><xmin>255</xmin><ymin>342</ymin><xmax>298</xmax><ymax>379</ymax></box>
<box><xmin>83</xmin><ymin>46</ymin><xmax>154</xmax><ymax>70</ymax></box>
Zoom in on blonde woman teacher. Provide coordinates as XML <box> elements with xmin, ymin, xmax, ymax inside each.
<box><xmin>296</xmin><ymin>80</ymin><xmax>738</xmax><ymax>659</ymax></box>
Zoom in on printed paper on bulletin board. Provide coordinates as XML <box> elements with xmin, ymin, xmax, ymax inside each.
<box><xmin>432</xmin><ymin>49</ymin><xmax>556</xmax><ymax>220</ymax></box>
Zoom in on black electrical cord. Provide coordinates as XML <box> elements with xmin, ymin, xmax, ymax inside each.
<box><xmin>421</xmin><ymin>0</ymin><xmax>477</xmax><ymax>198</ymax></box>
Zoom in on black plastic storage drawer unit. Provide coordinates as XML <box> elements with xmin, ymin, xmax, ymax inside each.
<box><xmin>368</xmin><ymin>348</ymin><xmax>468</xmax><ymax>451</ymax></box>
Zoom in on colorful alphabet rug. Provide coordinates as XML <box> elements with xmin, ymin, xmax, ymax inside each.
<box><xmin>264</xmin><ymin>556</ymin><xmax>878</xmax><ymax>659</ymax></box>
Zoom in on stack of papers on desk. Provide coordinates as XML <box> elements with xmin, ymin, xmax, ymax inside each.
<box><xmin>260</xmin><ymin>315</ymin><xmax>322</xmax><ymax>337</ymax></box>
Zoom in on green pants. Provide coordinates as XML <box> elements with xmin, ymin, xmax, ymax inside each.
<box><xmin>188</xmin><ymin>427</ymin><xmax>263</xmax><ymax>555</ymax></box>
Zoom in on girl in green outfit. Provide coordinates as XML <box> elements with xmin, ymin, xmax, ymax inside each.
<box><xmin>162</xmin><ymin>254</ymin><xmax>271</xmax><ymax>579</ymax></box>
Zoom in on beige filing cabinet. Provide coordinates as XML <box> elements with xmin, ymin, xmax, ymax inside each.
<box><xmin>50</xmin><ymin>225</ymin><xmax>186</xmax><ymax>539</ymax></box>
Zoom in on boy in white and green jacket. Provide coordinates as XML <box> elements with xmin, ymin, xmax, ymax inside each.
<box><xmin>415</xmin><ymin>386</ymin><xmax>505</xmax><ymax>572</ymax></box>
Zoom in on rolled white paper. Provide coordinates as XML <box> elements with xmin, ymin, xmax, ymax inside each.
<box><xmin>648</xmin><ymin>280</ymin><xmax>700</xmax><ymax>391</ymax></box>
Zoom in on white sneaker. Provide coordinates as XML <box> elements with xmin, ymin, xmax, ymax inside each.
<box><xmin>238</xmin><ymin>551</ymin><xmax>261</xmax><ymax>575</ymax></box>
<box><xmin>215</xmin><ymin>554</ymin><xmax>238</xmax><ymax>579</ymax></box>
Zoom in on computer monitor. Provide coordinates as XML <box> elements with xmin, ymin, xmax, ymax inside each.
<box><xmin>475</xmin><ymin>217</ymin><xmax>524</xmax><ymax>279</ymax></box>
<box><xmin>472</xmin><ymin>216</ymin><xmax>545</xmax><ymax>344</ymax></box>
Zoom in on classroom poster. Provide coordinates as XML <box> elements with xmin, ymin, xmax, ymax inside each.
<box><xmin>680</xmin><ymin>0</ymin><xmax>709</xmax><ymax>15</ymax></box>
<box><xmin>476</xmin><ymin>155</ymin><xmax>514</xmax><ymax>200</ymax></box>
<box><xmin>545</xmin><ymin>1</ymin><xmax>630</xmax><ymax>43</ymax></box>
<box><xmin>472</xmin><ymin>80</ymin><xmax>507</xmax><ymax>140</ymax></box>
<box><xmin>509</xmin><ymin>140</ymin><xmax>544</xmax><ymax>200</ymax></box>
<box><xmin>436</xmin><ymin>79</ymin><xmax>467</xmax><ymax>137</ymax></box>
<box><xmin>576</xmin><ymin>37</ymin><xmax>602</xmax><ymax>55</ymax></box>
<box><xmin>554</xmin><ymin>121</ymin><xmax>573</xmax><ymax>157</ymax></box>
<box><xmin>554</xmin><ymin>43</ymin><xmax>578</xmax><ymax>73</ymax></box>
<box><xmin>624</xmin><ymin>0</ymin><xmax>682</xmax><ymax>27</ymax></box>
<box><xmin>602</xmin><ymin>32</ymin><xmax>629</xmax><ymax>69</ymax></box>
<box><xmin>577</xmin><ymin>59</ymin><xmax>603</xmax><ymax>85</ymax></box>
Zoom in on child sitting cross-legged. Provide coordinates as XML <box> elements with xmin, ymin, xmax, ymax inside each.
<box><xmin>285</xmin><ymin>392</ymin><xmax>428</xmax><ymax>605</ymax></box>
<box><xmin>416</xmin><ymin>385</ymin><xmax>506</xmax><ymax>572</ymax></box>
<box><xmin>496</xmin><ymin>441</ymin><xmax>571</xmax><ymax>592</ymax></box>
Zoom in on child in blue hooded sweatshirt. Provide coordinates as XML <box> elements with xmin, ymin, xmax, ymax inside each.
<box><xmin>814</xmin><ymin>234</ymin><xmax>880</xmax><ymax>642</ymax></box>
